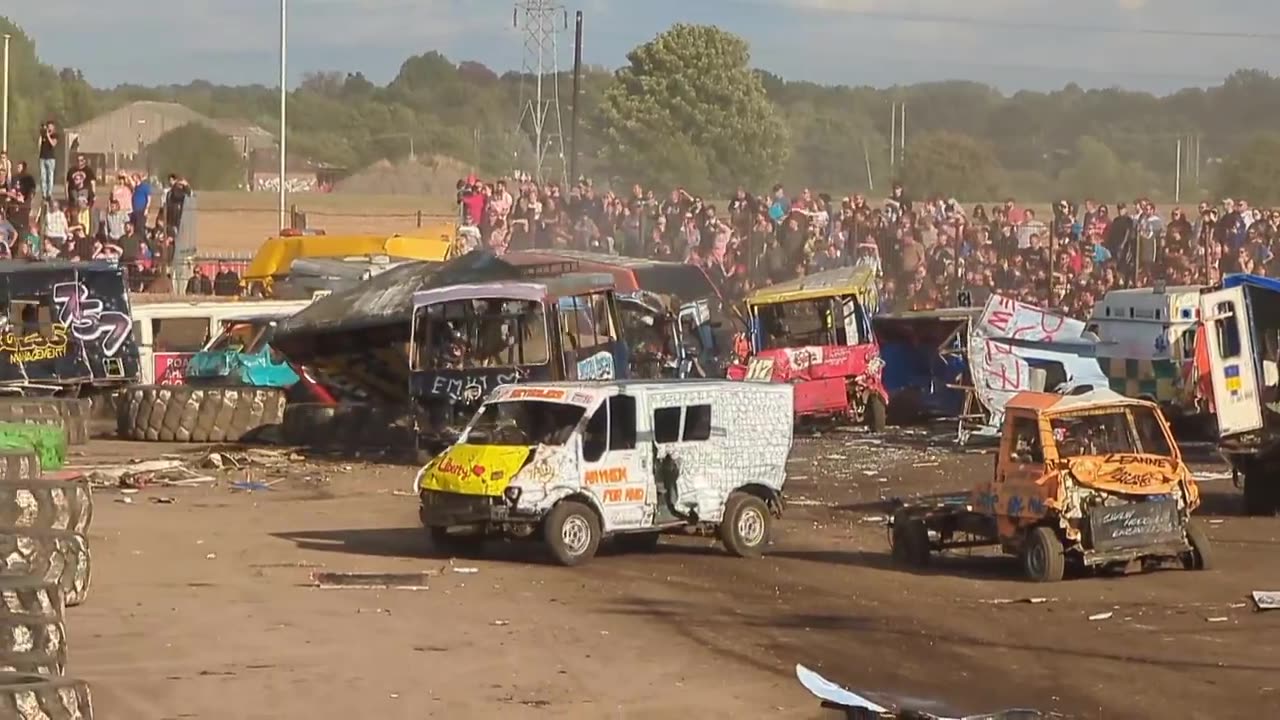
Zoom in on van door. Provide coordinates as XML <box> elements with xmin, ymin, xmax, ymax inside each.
<box><xmin>1200</xmin><ymin>287</ymin><xmax>1264</xmax><ymax>436</ymax></box>
<box><xmin>580</xmin><ymin>395</ymin><xmax>650</xmax><ymax>531</ymax></box>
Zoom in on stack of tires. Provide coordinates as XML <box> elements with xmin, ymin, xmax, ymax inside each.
<box><xmin>0</xmin><ymin>397</ymin><xmax>91</xmax><ymax>450</ymax></box>
<box><xmin>115</xmin><ymin>385</ymin><xmax>286</xmax><ymax>443</ymax></box>
<box><xmin>0</xmin><ymin>447</ymin><xmax>96</xmax><ymax>718</ymax></box>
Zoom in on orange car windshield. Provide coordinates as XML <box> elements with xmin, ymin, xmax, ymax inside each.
<box><xmin>1049</xmin><ymin>406</ymin><xmax>1173</xmax><ymax>458</ymax></box>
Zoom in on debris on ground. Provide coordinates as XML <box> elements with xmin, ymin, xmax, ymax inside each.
<box><xmin>982</xmin><ymin>597</ymin><xmax>1052</xmax><ymax>605</ymax></box>
<box><xmin>312</xmin><ymin>571</ymin><xmax>436</xmax><ymax>589</ymax></box>
<box><xmin>1088</xmin><ymin>612</ymin><xmax>1114</xmax><ymax>621</ymax></box>
<box><xmin>74</xmin><ymin>458</ymin><xmax>217</xmax><ymax>489</ymax></box>
<box><xmin>795</xmin><ymin>664</ymin><xmax>1043</xmax><ymax>719</ymax></box>
<box><xmin>1252</xmin><ymin>591</ymin><xmax>1280</xmax><ymax>611</ymax></box>
<box><xmin>229</xmin><ymin>480</ymin><xmax>282</xmax><ymax>492</ymax></box>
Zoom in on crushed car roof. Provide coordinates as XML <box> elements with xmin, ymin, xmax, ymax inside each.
<box><xmin>1006</xmin><ymin>388</ymin><xmax>1153</xmax><ymax>414</ymax></box>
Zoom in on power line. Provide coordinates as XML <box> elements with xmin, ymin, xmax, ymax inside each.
<box><xmin>728</xmin><ymin>1</ymin><xmax>1280</xmax><ymax>41</ymax></box>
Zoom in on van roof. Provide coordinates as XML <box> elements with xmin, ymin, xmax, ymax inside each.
<box><xmin>411</xmin><ymin>273</ymin><xmax>616</xmax><ymax>307</ymax></box>
<box><xmin>1100</xmin><ymin>285</ymin><xmax>1204</xmax><ymax>299</ymax></box>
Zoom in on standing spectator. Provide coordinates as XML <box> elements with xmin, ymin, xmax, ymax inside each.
<box><xmin>37</xmin><ymin>121</ymin><xmax>59</xmax><ymax>202</ymax></box>
<box><xmin>0</xmin><ymin>209</ymin><xmax>16</xmax><ymax>252</ymax></box>
<box><xmin>160</xmin><ymin>174</ymin><xmax>191</xmax><ymax>234</ymax></box>
<box><xmin>130</xmin><ymin>173</ymin><xmax>152</xmax><ymax>230</ymax></box>
<box><xmin>111</xmin><ymin>173</ymin><xmax>132</xmax><ymax>217</ymax></box>
<box><xmin>65</xmin><ymin>155</ymin><xmax>97</xmax><ymax>209</ymax></box>
<box><xmin>44</xmin><ymin>201</ymin><xmax>69</xmax><ymax>250</ymax></box>
<box><xmin>104</xmin><ymin>198</ymin><xmax>129</xmax><ymax>242</ymax></box>
<box><xmin>0</xmin><ymin>151</ymin><xmax>10</xmax><ymax>188</ymax></box>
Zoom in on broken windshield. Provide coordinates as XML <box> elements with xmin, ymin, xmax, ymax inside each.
<box><xmin>207</xmin><ymin>321</ymin><xmax>272</xmax><ymax>354</ymax></box>
<box><xmin>414</xmin><ymin>299</ymin><xmax>550</xmax><ymax>370</ymax></box>
<box><xmin>1050</xmin><ymin>406</ymin><xmax>1173</xmax><ymax>458</ymax></box>
<box><xmin>757</xmin><ymin>296</ymin><xmax>870</xmax><ymax>350</ymax></box>
<box><xmin>466</xmin><ymin>400</ymin><xmax>585</xmax><ymax>446</ymax></box>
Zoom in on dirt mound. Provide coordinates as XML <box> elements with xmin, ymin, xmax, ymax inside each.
<box><xmin>335</xmin><ymin>155</ymin><xmax>473</xmax><ymax>196</ymax></box>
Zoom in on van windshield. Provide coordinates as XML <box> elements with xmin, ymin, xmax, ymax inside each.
<box><xmin>415</xmin><ymin>299</ymin><xmax>550</xmax><ymax>370</ymax></box>
<box><xmin>466</xmin><ymin>400</ymin><xmax>585</xmax><ymax>447</ymax></box>
<box><xmin>1050</xmin><ymin>406</ymin><xmax>1173</xmax><ymax>458</ymax></box>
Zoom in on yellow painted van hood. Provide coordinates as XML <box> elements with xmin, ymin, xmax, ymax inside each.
<box><xmin>418</xmin><ymin>444</ymin><xmax>533</xmax><ymax>497</ymax></box>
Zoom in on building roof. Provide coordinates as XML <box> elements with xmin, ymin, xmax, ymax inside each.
<box><xmin>68</xmin><ymin>101</ymin><xmax>274</xmax><ymax>155</ymax></box>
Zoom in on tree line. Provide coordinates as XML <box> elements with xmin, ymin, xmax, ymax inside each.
<box><xmin>3</xmin><ymin>16</ymin><xmax>1280</xmax><ymax>202</ymax></box>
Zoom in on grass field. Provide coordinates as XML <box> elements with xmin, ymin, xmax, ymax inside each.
<box><xmin>195</xmin><ymin>191</ymin><xmax>457</xmax><ymax>254</ymax></box>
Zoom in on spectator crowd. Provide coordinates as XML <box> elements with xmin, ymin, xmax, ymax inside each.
<box><xmin>1</xmin><ymin>120</ymin><xmax>193</xmax><ymax>290</ymax></box>
<box><xmin>455</xmin><ymin>172</ymin><xmax>1277</xmax><ymax>320</ymax></box>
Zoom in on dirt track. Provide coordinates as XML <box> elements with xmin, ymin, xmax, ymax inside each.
<box><xmin>70</xmin><ymin>432</ymin><xmax>1280</xmax><ymax>719</ymax></box>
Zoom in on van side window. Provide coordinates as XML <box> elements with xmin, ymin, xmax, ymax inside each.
<box><xmin>682</xmin><ymin>404</ymin><xmax>712</xmax><ymax>441</ymax></box>
<box><xmin>653</xmin><ymin>407</ymin><xmax>682</xmax><ymax>444</ymax></box>
<box><xmin>1213</xmin><ymin>301</ymin><xmax>1240</xmax><ymax>359</ymax></box>
<box><xmin>1007</xmin><ymin>417</ymin><xmax>1043</xmax><ymax>464</ymax></box>
<box><xmin>582</xmin><ymin>405</ymin><xmax>608</xmax><ymax>462</ymax></box>
<box><xmin>608</xmin><ymin>395</ymin><xmax>636</xmax><ymax>450</ymax></box>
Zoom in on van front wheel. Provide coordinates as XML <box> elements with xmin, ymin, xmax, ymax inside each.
<box><xmin>720</xmin><ymin>493</ymin><xmax>771</xmax><ymax>558</ymax></box>
<box><xmin>544</xmin><ymin>501</ymin><xmax>601</xmax><ymax>567</ymax></box>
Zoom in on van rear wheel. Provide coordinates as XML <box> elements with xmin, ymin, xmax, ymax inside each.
<box><xmin>544</xmin><ymin>501</ymin><xmax>601</xmax><ymax>567</ymax></box>
<box><xmin>865</xmin><ymin>394</ymin><xmax>887</xmax><ymax>433</ymax></box>
<box><xmin>720</xmin><ymin>493</ymin><xmax>771</xmax><ymax>558</ymax></box>
<box><xmin>1182</xmin><ymin>520</ymin><xmax>1214</xmax><ymax>570</ymax></box>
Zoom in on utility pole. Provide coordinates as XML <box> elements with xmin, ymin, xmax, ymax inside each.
<box><xmin>1175</xmin><ymin>139</ymin><xmax>1182</xmax><ymax>204</ymax></box>
<box><xmin>278</xmin><ymin>0</ymin><xmax>288</xmax><ymax>231</ymax></box>
<box><xmin>569</xmin><ymin>10</ymin><xmax>583</xmax><ymax>185</ymax></box>
<box><xmin>513</xmin><ymin>0</ymin><xmax>568</xmax><ymax>186</ymax></box>
<box><xmin>889</xmin><ymin>103</ymin><xmax>896</xmax><ymax>168</ymax></box>
<box><xmin>1</xmin><ymin>34</ymin><xmax>9</xmax><ymax>153</ymax></box>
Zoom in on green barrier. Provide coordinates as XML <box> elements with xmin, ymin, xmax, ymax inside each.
<box><xmin>0</xmin><ymin>422</ymin><xmax>67</xmax><ymax>471</ymax></box>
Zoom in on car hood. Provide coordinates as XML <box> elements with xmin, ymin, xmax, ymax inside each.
<box><xmin>418</xmin><ymin>443</ymin><xmax>533</xmax><ymax>497</ymax></box>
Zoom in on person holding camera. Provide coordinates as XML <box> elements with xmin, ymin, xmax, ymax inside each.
<box><xmin>38</xmin><ymin>121</ymin><xmax>59</xmax><ymax>203</ymax></box>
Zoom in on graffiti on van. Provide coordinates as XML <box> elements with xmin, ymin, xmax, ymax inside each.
<box><xmin>52</xmin><ymin>282</ymin><xmax>134</xmax><ymax>356</ymax></box>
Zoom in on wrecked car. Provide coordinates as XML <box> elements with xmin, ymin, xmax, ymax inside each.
<box><xmin>409</xmin><ymin>274</ymin><xmax>628</xmax><ymax>455</ymax></box>
<box><xmin>617</xmin><ymin>290</ymin><xmax>721</xmax><ymax>379</ymax></box>
<box><xmin>184</xmin><ymin>312</ymin><xmax>337</xmax><ymax>403</ymax></box>
<box><xmin>1200</xmin><ymin>273</ymin><xmax>1280</xmax><ymax>516</ymax></box>
<box><xmin>727</xmin><ymin>265</ymin><xmax>887</xmax><ymax>431</ymax></box>
<box><xmin>890</xmin><ymin>390</ymin><xmax>1211</xmax><ymax>582</ymax></box>
<box><xmin>0</xmin><ymin>260</ymin><xmax>140</xmax><ymax>396</ymax></box>
<box><xmin>414</xmin><ymin>380</ymin><xmax>794</xmax><ymax>566</ymax></box>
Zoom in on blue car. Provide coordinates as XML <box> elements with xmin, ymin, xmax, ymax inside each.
<box><xmin>185</xmin><ymin>313</ymin><xmax>301</xmax><ymax>388</ymax></box>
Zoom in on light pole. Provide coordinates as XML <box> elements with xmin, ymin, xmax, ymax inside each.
<box><xmin>278</xmin><ymin>0</ymin><xmax>288</xmax><ymax>231</ymax></box>
<box><xmin>2</xmin><ymin>34</ymin><xmax>11</xmax><ymax>153</ymax></box>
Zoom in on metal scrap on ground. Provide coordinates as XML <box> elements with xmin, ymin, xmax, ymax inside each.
<box><xmin>1252</xmin><ymin>591</ymin><xmax>1280</xmax><ymax>611</ymax></box>
<box><xmin>795</xmin><ymin>664</ymin><xmax>1044</xmax><ymax>719</ymax></box>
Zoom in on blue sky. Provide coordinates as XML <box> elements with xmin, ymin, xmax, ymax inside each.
<box><xmin>6</xmin><ymin>0</ymin><xmax>1277</xmax><ymax>93</ymax></box>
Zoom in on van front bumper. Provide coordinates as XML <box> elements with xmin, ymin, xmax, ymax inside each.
<box><xmin>419</xmin><ymin>489</ymin><xmax>511</xmax><ymax>527</ymax></box>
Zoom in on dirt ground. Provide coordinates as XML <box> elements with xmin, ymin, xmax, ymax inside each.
<box><xmin>68</xmin><ymin>429</ymin><xmax>1279</xmax><ymax>720</ymax></box>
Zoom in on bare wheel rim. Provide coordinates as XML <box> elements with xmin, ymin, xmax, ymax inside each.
<box><xmin>736</xmin><ymin>505</ymin><xmax>766</xmax><ymax>546</ymax></box>
<box><xmin>1027</xmin><ymin>539</ymin><xmax>1047</xmax><ymax>577</ymax></box>
<box><xmin>561</xmin><ymin>514</ymin><xmax>592</xmax><ymax>556</ymax></box>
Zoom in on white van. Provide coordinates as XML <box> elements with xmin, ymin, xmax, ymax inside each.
<box><xmin>1088</xmin><ymin>285</ymin><xmax>1204</xmax><ymax>412</ymax></box>
<box><xmin>415</xmin><ymin>379</ymin><xmax>795</xmax><ymax>565</ymax></box>
<box><xmin>130</xmin><ymin>299</ymin><xmax>312</xmax><ymax>384</ymax></box>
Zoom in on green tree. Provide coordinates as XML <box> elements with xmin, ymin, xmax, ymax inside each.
<box><xmin>596</xmin><ymin>24</ymin><xmax>788</xmax><ymax>191</ymax></box>
<box><xmin>147</xmin><ymin>124</ymin><xmax>244</xmax><ymax>190</ymax></box>
<box><xmin>1218</xmin><ymin>133</ymin><xmax>1280</xmax><ymax>207</ymax></box>
<box><xmin>1057</xmin><ymin>136</ymin><xmax>1156</xmax><ymax>202</ymax></box>
<box><xmin>901</xmin><ymin>131</ymin><xmax>1002</xmax><ymax>199</ymax></box>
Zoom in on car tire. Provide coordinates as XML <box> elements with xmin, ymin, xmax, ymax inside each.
<box><xmin>116</xmin><ymin>385</ymin><xmax>285</xmax><ymax>443</ymax></box>
<box><xmin>865</xmin><ymin>393</ymin><xmax>888</xmax><ymax>433</ymax></box>
<box><xmin>891</xmin><ymin>518</ymin><xmax>931</xmax><ymax>567</ymax></box>
<box><xmin>0</xmin><ymin>577</ymin><xmax>67</xmax><ymax>676</ymax></box>
<box><xmin>1182</xmin><ymin>520</ymin><xmax>1214</xmax><ymax>571</ymax></box>
<box><xmin>1021</xmin><ymin>526</ymin><xmax>1066</xmax><ymax>583</ymax></box>
<box><xmin>0</xmin><ymin>672</ymin><xmax>94</xmax><ymax>718</ymax></box>
<box><xmin>719</xmin><ymin>492</ymin><xmax>771</xmax><ymax>558</ymax></box>
<box><xmin>544</xmin><ymin>501</ymin><xmax>602</xmax><ymax>566</ymax></box>
<box><xmin>0</xmin><ymin>476</ymin><xmax>93</xmax><ymax>534</ymax></box>
<box><xmin>0</xmin><ymin>528</ymin><xmax>92</xmax><ymax>606</ymax></box>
